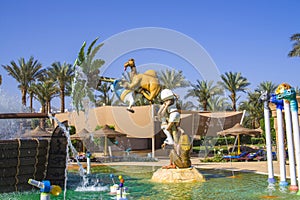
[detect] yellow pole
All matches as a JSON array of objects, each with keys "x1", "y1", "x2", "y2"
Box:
[
  {"x1": 237, "y1": 134, "x2": 240, "y2": 154},
  {"x1": 104, "y1": 136, "x2": 108, "y2": 156}
]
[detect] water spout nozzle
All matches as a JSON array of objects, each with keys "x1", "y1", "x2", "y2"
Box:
[{"x1": 28, "y1": 179, "x2": 62, "y2": 196}]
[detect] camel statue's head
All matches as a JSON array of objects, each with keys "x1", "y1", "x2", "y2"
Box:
[{"x1": 124, "y1": 58, "x2": 135, "y2": 71}]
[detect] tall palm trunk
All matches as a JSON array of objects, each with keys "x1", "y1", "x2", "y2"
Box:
[
  {"x1": 202, "y1": 100, "x2": 208, "y2": 111},
  {"x1": 231, "y1": 93, "x2": 237, "y2": 111},
  {"x1": 39, "y1": 104, "x2": 46, "y2": 130},
  {"x1": 29, "y1": 93, "x2": 33, "y2": 113},
  {"x1": 60, "y1": 87, "x2": 65, "y2": 113},
  {"x1": 46, "y1": 101, "x2": 51, "y2": 114},
  {"x1": 22, "y1": 89, "x2": 27, "y2": 106}
]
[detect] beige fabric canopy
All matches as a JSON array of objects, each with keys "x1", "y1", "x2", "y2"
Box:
[{"x1": 217, "y1": 123, "x2": 262, "y2": 137}]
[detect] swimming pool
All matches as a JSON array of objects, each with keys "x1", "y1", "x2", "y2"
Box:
[{"x1": 0, "y1": 165, "x2": 298, "y2": 200}]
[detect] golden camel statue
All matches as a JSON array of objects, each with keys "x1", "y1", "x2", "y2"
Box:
[{"x1": 123, "y1": 58, "x2": 161, "y2": 102}]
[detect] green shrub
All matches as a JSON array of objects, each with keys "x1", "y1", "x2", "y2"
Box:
[
  {"x1": 31, "y1": 119, "x2": 39, "y2": 129},
  {"x1": 215, "y1": 137, "x2": 235, "y2": 145},
  {"x1": 240, "y1": 135, "x2": 252, "y2": 144},
  {"x1": 200, "y1": 154, "x2": 225, "y2": 162},
  {"x1": 69, "y1": 125, "x2": 76, "y2": 135},
  {"x1": 251, "y1": 137, "x2": 264, "y2": 144}
]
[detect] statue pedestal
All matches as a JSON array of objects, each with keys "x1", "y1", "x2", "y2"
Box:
[{"x1": 151, "y1": 167, "x2": 206, "y2": 183}]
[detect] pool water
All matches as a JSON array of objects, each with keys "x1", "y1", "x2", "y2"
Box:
[{"x1": 1, "y1": 165, "x2": 299, "y2": 200}]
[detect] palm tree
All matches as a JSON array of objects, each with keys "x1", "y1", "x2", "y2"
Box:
[
  {"x1": 158, "y1": 69, "x2": 189, "y2": 90},
  {"x1": 207, "y1": 95, "x2": 231, "y2": 111},
  {"x1": 31, "y1": 79, "x2": 59, "y2": 128},
  {"x1": 31, "y1": 79, "x2": 59, "y2": 113},
  {"x1": 27, "y1": 85, "x2": 35, "y2": 112},
  {"x1": 255, "y1": 81, "x2": 277, "y2": 94},
  {"x1": 185, "y1": 80, "x2": 223, "y2": 111},
  {"x1": 238, "y1": 91, "x2": 263, "y2": 129},
  {"x1": 288, "y1": 33, "x2": 300, "y2": 57},
  {"x1": 48, "y1": 62, "x2": 75, "y2": 113},
  {"x1": 31, "y1": 82, "x2": 46, "y2": 115},
  {"x1": 177, "y1": 100, "x2": 196, "y2": 111},
  {"x1": 73, "y1": 38, "x2": 105, "y2": 112},
  {"x1": 2, "y1": 56, "x2": 45, "y2": 106},
  {"x1": 95, "y1": 82, "x2": 113, "y2": 106},
  {"x1": 295, "y1": 86, "x2": 300, "y2": 96},
  {"x1": 218, "y1": 72, "x2": 250, "y2": 111}
]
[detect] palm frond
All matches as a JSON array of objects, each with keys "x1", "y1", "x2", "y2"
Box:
[
  {"x1": 288, "y1": 33, "x2": 300, "y2": 58},
  {"x1": 77, "y1": 41, "x2": 87, "y2": 64},
  {"x1": 87, "y1": 37, "x2": 99, "y2": 56}
]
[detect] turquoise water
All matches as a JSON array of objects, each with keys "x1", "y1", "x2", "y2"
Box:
[{"x1": 1, "y1": 165, "x2": 299, "y2": 200}]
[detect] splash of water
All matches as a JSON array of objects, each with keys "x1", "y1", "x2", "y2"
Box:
[
  {"x1": 0, "y1": 88, "x2": 30, "y2": 139},
  {"x1": 75, "y1": 172, "x2": 112, "y2": 192},
  {"x1": 279, "y1": 186, "x2": 288, "y2": 193},
  {"x1": 48, "y1": 115, "x2": 90, "y2": 199},
  {"x1": 49, "y1": 114, "x2": 113, "y2": 199},
  {"x1": 267, "y1": 183, "x2": 276, "y2": 193},
  {"x1": 260, "y1": 183, "x2": 279, "y2": 199},
  {"x1": 75, "y1": 185, "x2": 108, "y2": 192}
]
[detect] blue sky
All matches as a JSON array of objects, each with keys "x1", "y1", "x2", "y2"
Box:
[{"x1": 0, "y1": 1, "x2": 299, "y2": 110}]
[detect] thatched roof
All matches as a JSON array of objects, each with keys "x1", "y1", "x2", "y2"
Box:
[
  {"x1": 21, "y1": 126, "x2": 51, "y2": 138},
  {"x1": 217, "y1": 123, "x2": 262, "y2": 137},
  {"x1": 71, "y1": 125, "x2": 126, "y2": 139},
  {"x1": 90, "y1": 125, "x2": 126, "y2": 138},
  {"x1": 70, "y1": 128, "x2": 89, "y2": 139}
]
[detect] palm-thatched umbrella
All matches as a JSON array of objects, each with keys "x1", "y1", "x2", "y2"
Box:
[
  {"x1": 217, "y1": 123, "x2": 262, "y2": 154},
  {"x1": 21, "y1": 126, "x2": 52, "y2": 138},
  {"x1": 92, "y1": 125, "x2": 126, "y2": 138},
  {"x1": 70, "y1": 128, "x2": 89, "y2": 139},
  {"x1": 70, "y1": 128, "x2": 89, "y2": 152},
  {"x1": 90, "y1": 125, "x2": 126, "y2": 156},
  {"x1": 21, "y1": 126, "x2": 51, "y2": 138}
]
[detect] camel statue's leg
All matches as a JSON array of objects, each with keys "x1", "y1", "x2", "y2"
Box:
[
  {"x1": 140, "y1": 84, "x2": 161, "y2": 101},
  {"x1": 140, "y1": 90, "x2": 152, "y2": 101}
]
